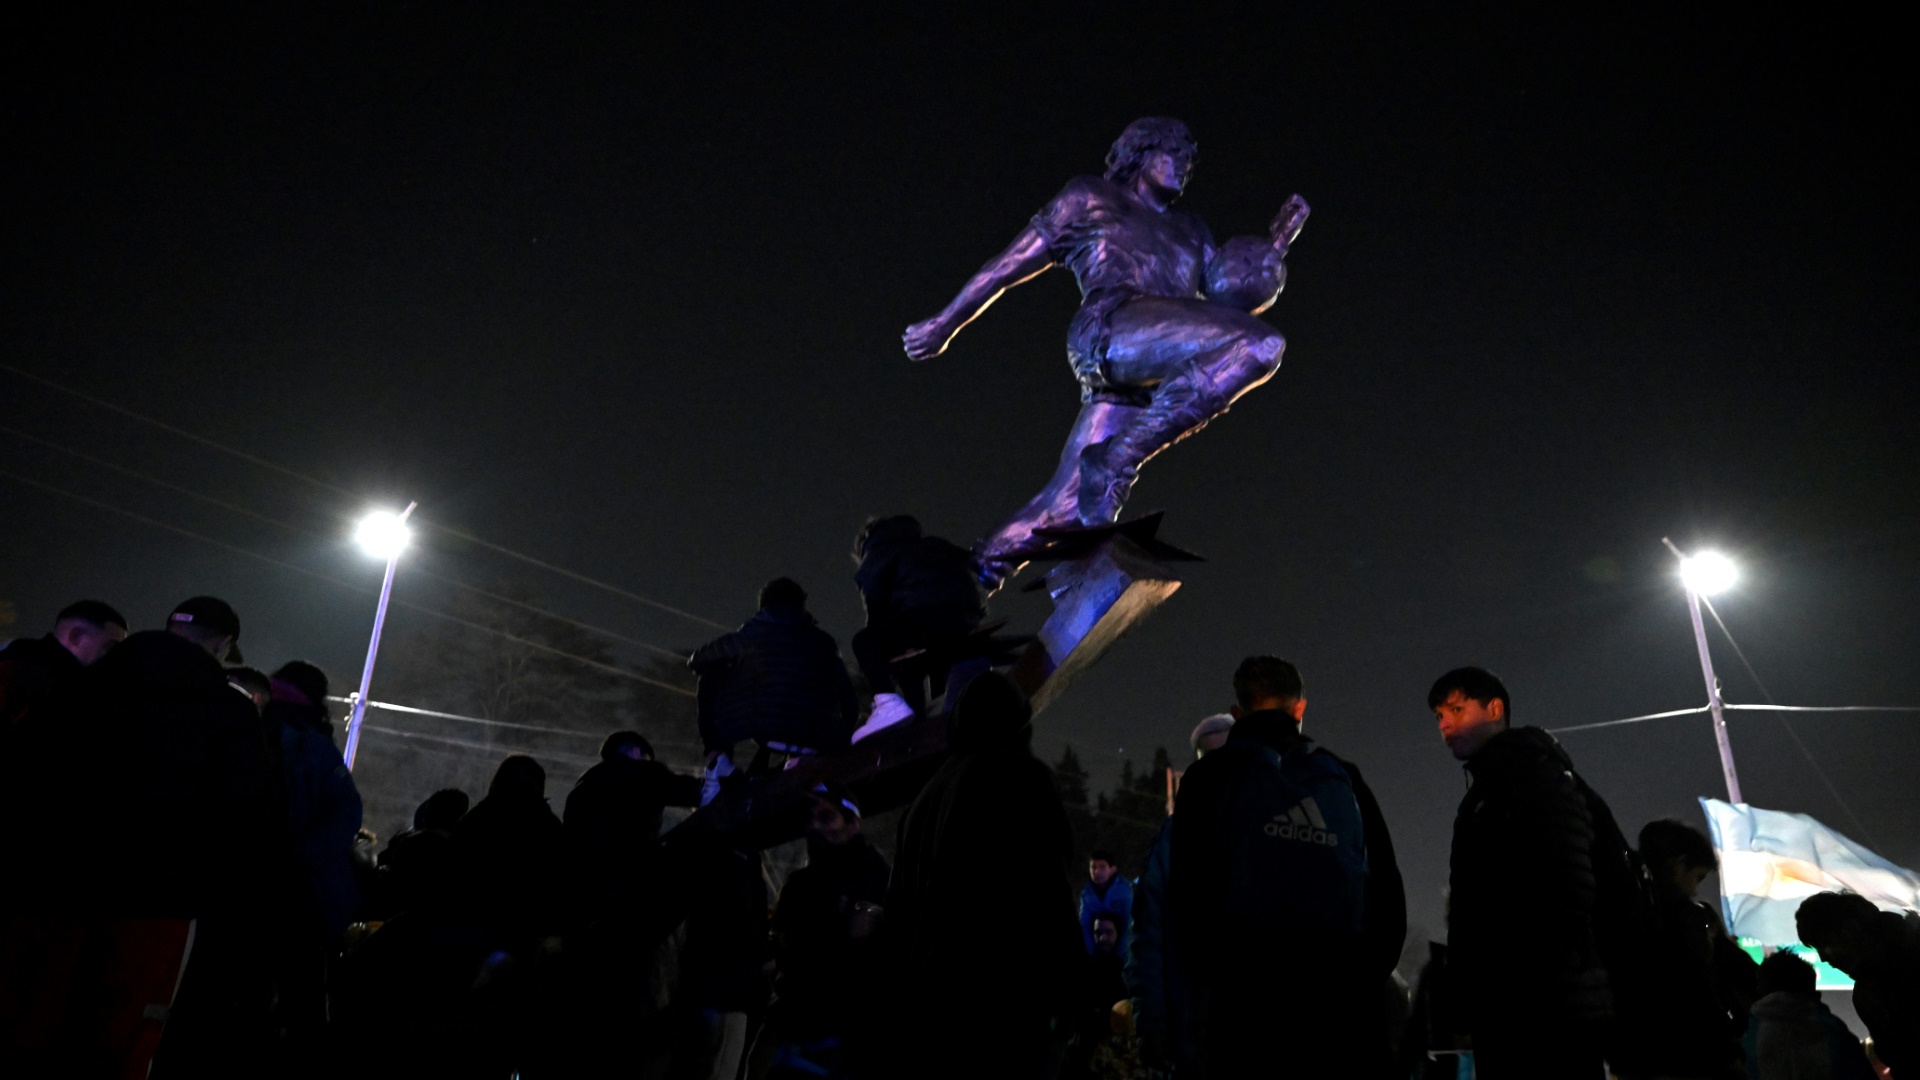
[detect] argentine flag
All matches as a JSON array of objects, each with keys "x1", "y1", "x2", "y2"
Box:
[{"x1": 1700, "y1": 797, "x2": 1920, "y2": 946}]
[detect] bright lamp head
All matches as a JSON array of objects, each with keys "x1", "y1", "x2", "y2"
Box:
[
  {"x1": 354, "y1": 510, "x2": 412, "y2": 560},
  {"x1": 1679, "y1": 551, "x2": 1737, "y2": 596}
]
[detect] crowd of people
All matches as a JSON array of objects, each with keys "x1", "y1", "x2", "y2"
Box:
[{"x1": 1, "y1": 582, "x2": 1915, "y2": 1080}]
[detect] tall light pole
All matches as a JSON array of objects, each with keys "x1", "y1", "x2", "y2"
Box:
[
  {"x1": 344, "y1": 502, "x2": 415, "y2": 770},
  {"x1": 1664, "y1": 538, "x2": 1742, "y2": 803}
]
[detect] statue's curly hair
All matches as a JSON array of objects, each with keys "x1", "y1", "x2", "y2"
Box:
[{"x1": 1105, "y1": 117, "x2": 1197, "y2": 183}]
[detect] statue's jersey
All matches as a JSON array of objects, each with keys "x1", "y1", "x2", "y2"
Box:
[{"x1": 1030, "y1": 175, "x2": 1216, "y2": 398}]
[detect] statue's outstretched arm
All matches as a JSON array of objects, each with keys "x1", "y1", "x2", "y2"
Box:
[{"x1": 903, "y1": 226, "x2": 1053, "y2": 361}]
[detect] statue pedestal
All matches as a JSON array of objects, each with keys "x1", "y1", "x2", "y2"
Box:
[
  {"x1": 669, "y1": 515, "x2": 1196, "y2": 846},
  {"x1": 1011, "y1": 528, "x2": 1188, "y2": 714}
]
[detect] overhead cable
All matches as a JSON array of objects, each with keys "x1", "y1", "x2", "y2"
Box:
[
  {"x1": 359, "y1": 724, "x2": 601, "y2": 768},
  {"x1": 1548, "y1": 702, "x2": 1920, "y2": 733},
  {"x1": 0, "y1": 423, "x2": 689, "y2": 660},
  {"x1": 1699, "y1": 595, "x2": 1878, "y2": 847},
  {"x1": 325, "y1": 695, "x2": 702, "y2": 751},
  {"x1": 1, "y1": 362, "x2": 726, "y2": 629},
  {"x1": 1546, "y1": 706, "x2": 1710, "y2": 735},
  {"x1": 2, "y1": 423, "x2": 692, "y2": 658},
  {"x1": 1, "y1": 468, "x2": 693, "y2": 695},
  {"x1": 1726, "y1": 703, "x2": 1920, "y2": 713}
]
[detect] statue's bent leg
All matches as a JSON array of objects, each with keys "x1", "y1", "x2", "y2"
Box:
[
  {"x1": 974, "y1": 399, "x2": 1147, "y2": 589},
  {"x1": 1077, "y1": 299, "x2": 1285, "y2": 524}
]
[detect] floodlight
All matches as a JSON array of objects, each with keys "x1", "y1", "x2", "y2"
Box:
[
  {"x1": 1679, "y1": 551, "x2": 1737, "y2": 597},
  {"x1": 354, "y1": 510, "x2": 412, "y2": 560}
]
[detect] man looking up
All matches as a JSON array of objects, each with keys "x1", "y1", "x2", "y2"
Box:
[
  {"x1": 165, "y1": 595, "x2": 242, "y2": 663},
  {"x1": 1168, "y1": 656, "x2": 1406, "y2": 1076},
  {"x1": 0, "y1": 599, "x2": 127, "y2": 727},
  {"x1": 1431, "y1": 666, "x2": 1628, "y2": 1079}
]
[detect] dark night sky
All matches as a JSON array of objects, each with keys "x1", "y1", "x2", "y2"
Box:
[{"x1": 4, "y1": 6, "x2": 1916, "y2": 944}]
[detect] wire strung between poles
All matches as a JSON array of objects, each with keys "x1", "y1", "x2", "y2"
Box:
[
  {"x1": 1, "y1": 362, "x2": 727, "y2": 630},
  {"x1": 0, "y1": 424, "x2": 692, "y2": 660},
  {"x1": 1548, "y1": 702, "x2": 1920, "y2": 735},
  {"x1": 0, "y1": 468, "x2": 694, "y2": 695}
]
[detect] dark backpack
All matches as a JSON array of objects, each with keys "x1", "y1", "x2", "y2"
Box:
[
  {"x1": 1215, "y1": 739, "x2": 1370, "y2": 944},
  {"x1": 1575, "y1": 772, "x2": 1662, "y2": 1048},
  {"x1": 1576, "y1": 773, "x2": 1657, "y2": 971}
]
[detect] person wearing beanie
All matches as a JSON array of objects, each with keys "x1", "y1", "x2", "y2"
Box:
[{"x1": 1188, "y1": 712, "x2": 1233, "y2": 758}]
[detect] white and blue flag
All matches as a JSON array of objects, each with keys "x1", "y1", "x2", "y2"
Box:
[{"x1": 1700, "y1": 797, "x2": 1920, "y2": 946}]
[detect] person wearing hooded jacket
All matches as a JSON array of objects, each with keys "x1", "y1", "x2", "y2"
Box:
[
  {"x1": 255, "y1": 661, "x2": 362, "y2": 1073},
  {"x1": 872, "y1": 671, "x2": 1082, "y2": 1080},
  {"x1": 266, "y1": 661, "x2": 363, "y2": 943},
  {"x1": 1431, "y1": 666, "x2": 1629, "y2": 1080},
  {"x1": 373, "y1": 788, "x2": 468, "y2": 919},
  {"x1": 449, "y1": 754, "x2": 568, "y2": 945},
  {"x1": 849, "y1": 515, "x2": 987, "y2": 732}
]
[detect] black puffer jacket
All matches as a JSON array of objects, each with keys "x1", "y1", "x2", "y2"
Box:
[
  {"x1": 854, "y1": 517, "x2": 986, "y2": 624},
  {"x1": 9, "y1": 631, "x2": 273, "y2": 918},
  {"x1": 689, "y1": 608, "x2": 857, "y2": 751},
  {"x1": 1613, "y1": 888, "x2": 1752, "y2": 1076},
  {"x1": 1449, "y1": 726, "x2": 1616, "y2": 1029}
]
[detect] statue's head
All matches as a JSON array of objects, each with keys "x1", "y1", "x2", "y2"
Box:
[{"x1": 1105, "y1": 117, "x2": 1197, "y2": 194}]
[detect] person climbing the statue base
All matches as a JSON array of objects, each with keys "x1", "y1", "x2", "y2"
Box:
[
  {"x1": 688, "y1": 578, "x2": 858, "y2": 803},
  {"x1": 848, "y1": 515, "x2": 986, "y2": 739}
]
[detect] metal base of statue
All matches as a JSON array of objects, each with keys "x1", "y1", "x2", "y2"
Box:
[
  {"x1": 1005, "y1": 511, "x2": 1199, "y2": 713},
  {"x1": 668, "y1": 514, "x2": 1198, "y2": 848}
]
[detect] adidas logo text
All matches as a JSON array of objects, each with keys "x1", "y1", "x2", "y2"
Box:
[{"x1": 1264, "y1": 797, "x2": 1340, "y2": 846}]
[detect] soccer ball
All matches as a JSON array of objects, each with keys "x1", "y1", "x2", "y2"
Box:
[{"x1": 1204, "y1": 235, "x2": 1285, "y2": 314}]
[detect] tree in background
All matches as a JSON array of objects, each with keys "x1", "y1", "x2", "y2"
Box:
[
  {"x1": 626, "y1": 654, "x2": 700, "y2": 769},
  {"x1": 1054, "y1": 744, "x2": 1092, "y2": 808},
  {"x1": 357, "y1": 581, "x2": 696, "y2": 839},
  {"x1": 385, "y1": 580, "x2": 628, "y2": 734},
  {"x1": 1052, "y1": 744, "x2": 1173, "y2": 877}
]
